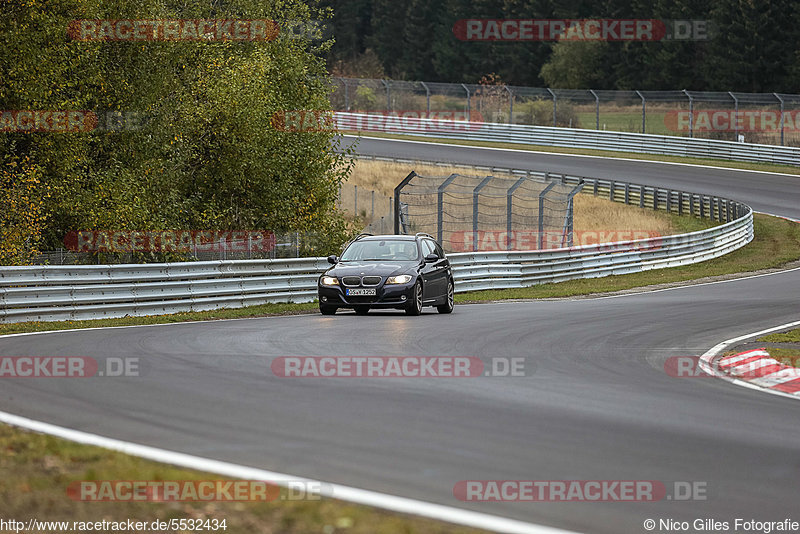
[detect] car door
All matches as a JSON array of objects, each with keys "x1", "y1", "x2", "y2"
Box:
[{"x1": 422, "y1": 238, "x2": 448, "y2": 301}]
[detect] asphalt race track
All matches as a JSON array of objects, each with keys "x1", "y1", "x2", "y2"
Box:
[{"x1": 1, "y1": 137, "x2": 799, "y2": 533}]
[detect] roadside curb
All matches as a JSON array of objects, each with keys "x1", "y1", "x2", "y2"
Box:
[{"x1": 699, "y1": 320, "x2": 800, "y2": 401}]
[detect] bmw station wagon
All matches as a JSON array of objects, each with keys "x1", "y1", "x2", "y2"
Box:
[{"x1": 317, "y1": 233, "x2": 454, "y2": 316}]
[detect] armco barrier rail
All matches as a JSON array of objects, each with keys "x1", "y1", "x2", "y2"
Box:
[
  {"x1": 0, "y1": 176, "x2": 753, "y2": 323},
  {"x1": 334, "y1": 112, "x2": 800, "y2": 166}
]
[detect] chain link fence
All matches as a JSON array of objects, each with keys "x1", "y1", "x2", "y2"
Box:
[
  {"x1": 393, "y1": 171, "x2": 582, "y2": 253},
  {"x1": 331, "y1": 77, "x2": 800, "y2": 146}
]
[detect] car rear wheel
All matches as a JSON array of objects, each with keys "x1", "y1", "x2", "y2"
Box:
[
  {"x1": 405, "y1": 281, "x2": 423, "y2": 316},
  {"x1": 319, "y1": 304, "x2": 337, "y2": 315},
  {"x1": 437, "y1": 279, "x2": 454, "y2": 314},
  {"x1": 354, "y1": 306, "x2": 370, "y2": 315}
]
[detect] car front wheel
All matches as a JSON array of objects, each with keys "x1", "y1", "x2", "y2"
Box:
[
  {"x1": 319, "y1": 304, "x2": 337, "y2": 315},
  {"x1": 405, "y1": 281, "x2": 423, "y2": 316},
  {"x1": 437, "y1": 279, "x2": 454, "y2": 314}
]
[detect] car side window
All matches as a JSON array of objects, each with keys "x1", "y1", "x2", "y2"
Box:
[
  {"x1": 423, "y1": 239, "x2": 438, "y2": 258},
  {"x1": 433, "y1": 242, "x2": 445, "y2": 258}
]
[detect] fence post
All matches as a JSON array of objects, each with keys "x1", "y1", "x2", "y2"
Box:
[
  {"x1": 505, "y1": 85, "x2": 514, "y2": 123},
  {"x1": 381, "y1": 79, "x2": 391, "y2": 111},
  {"x1": 461, "y1": 83, "x2": 471, "y2": 116},
  {"x1": 636, "y1": 90, "x2": 645, "y2": 133},
  {"x1": 371, "y1": 190, "x2": 374, "y2": 219},
  {"x1": 589, "y1": 89, "x2": 599, "y2": 130},
  {"x1": 473, "y1": 176, "x2": 494, "y2": 251},
  {"x1": 775, "y1": 93, "x2": 785, "y2": 146},
  {"x1": 421, "y1": 81, "x2": 430, "y2": 114},
  {"x1": 354, "y1": 185, "x2": 358, "y2": 216},
  {"x1": 728, "y1": 92, "x2": 739, "y2": 141},
  {"x1": 683, "y1": 90, "x2": 694, "y2": 138},
  {"x1": 437, "y1": 174, "x2": 459, "y2": 243},
  {"x1": 547, "y1": 88, "x2": 557, "y2": 126},
  {"x1": 538, "y1": 181, "x2": 557, "y2": 250},
  {"x1": 507, "y1": 175, "x2": 528, "y2": 250},
  {"x1": 394, "y1": 172, "x2": 416, "y2": 234},
  {"x1": 562, "y1": 182, "x2": 585, "y2": 247}
]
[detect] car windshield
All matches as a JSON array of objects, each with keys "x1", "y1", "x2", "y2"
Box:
[{"x1": 340, "y1": 240, "x2": 419, "y2": 261}]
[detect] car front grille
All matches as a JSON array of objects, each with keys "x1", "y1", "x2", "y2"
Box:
[{"x1": 341, "y1": 275, "x2": 382, "y2": 286}]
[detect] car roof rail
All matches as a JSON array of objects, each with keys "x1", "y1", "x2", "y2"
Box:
[
  {"x1": 355, "y1": 233, "x2": 373, "y2": 240},
  {"x1": 415, "y1": 232, "x2": 434, "y2": 240}
]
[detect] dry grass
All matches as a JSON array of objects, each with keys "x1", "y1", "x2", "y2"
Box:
[
  {"x1": 346, "y1": 158, "x2": 683, "y2": 239},
  {"x1": 572, "y1": 194, "x2": 675, "y2": 235}
]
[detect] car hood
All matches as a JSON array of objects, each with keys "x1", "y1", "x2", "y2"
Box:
[{"x1": 327, "y1": 261, "x2": 416, "y2": 278}]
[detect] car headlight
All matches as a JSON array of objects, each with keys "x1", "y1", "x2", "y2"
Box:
[
  {"x1": 320, "y1": 276, "x2": 339, "y2": 286},
  {"x1": 386, "y1": 274, "x2": 412, "y2": 284}
]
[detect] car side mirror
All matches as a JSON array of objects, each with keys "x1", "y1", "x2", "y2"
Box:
[
  {"x1": 327, "y1": 255, "x2": 338, "y2": 264},
  {"x1": 424, "y1": 253, "x2": 438, "y2": 263}
]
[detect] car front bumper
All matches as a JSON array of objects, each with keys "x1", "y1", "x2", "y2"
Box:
[{"x1": 318, "y1": 281, "x2": 415, "y2": 308}]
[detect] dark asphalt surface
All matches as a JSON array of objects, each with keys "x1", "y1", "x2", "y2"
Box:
[{"x1": 2, "y1": 137, "x2": 799, "y2": 533}]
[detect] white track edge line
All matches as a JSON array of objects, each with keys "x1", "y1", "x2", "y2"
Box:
[
  {"x1": 699, "y1": 319, "x2": 800, "y2": 401},
  {"x1": 0, "y1": 411, "x2": 578, "y2": 534},
  {"x1": 345, "y1": 135, "x2": 800, "y2": 178}
]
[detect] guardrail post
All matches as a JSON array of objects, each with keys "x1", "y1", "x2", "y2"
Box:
[
  {"x1": 438, "y1": 173, "x2": 459, "y2": 243},
  {"x1": 609, "y1": 181, "x2": 615, "y2": 201},
  {"x1": 653, "y1": 188, "x2": 659, "y2": 210},
  {"x1": 678, "y1": 192, "x2": 684, "y2": 216},
  {"x1": 699, "y1": 196, "x2": 705, "y2": 219},
  {"x1": 639, "y1": 185, "x2": 645, "y2": 208},
  {"x1": 538, "y1": 181, "x2": 557, "y2": 250},
  {"x1": 593, "y1": 180, "x2": 599, "y2": 196},
  {"x1": 473, "y1": 175, "x2": 495, "y2": 251},
  {"x1": 666, "y1": 190, "x2": 672, "y2": 213},
  {"x1": 507, "y1": 175, "x2": 528, "y2": 250},
  {"x1": 624, "y1": 182, "x2": 630, "y2": 204},
  {"x1": 690, "y1": 194, "x2": 695, "y2": 217}
]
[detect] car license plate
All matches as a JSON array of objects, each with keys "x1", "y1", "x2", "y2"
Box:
[{"x1": 346, "y1": 288, "x2": 376, "y2": 296}]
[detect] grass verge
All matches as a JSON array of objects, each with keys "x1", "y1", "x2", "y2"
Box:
[
  {"x1": 759, "y1": 329, "x2": 800, "y2": 343},
  {"x1": 342, "y1": 131, "x2": 800, "y2": 176},
  {"x1": 0, "y1": 424, "x2": 483, "y2": 534}
]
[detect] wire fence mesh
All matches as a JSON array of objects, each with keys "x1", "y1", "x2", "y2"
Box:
[
  {"x1": 331, "y1": 77, "x2": 800, "y2": 146},
  {"x1": 395, "y1": 171, "x2": 580, "y2": 253}
]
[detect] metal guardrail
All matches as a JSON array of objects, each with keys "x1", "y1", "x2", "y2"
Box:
[
  {"x1": 0, "y1": 176, "x2": 753, "y2": 323},
  {"x1": 335, "y1": 112, "x2": 800, "y2": 166}
]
